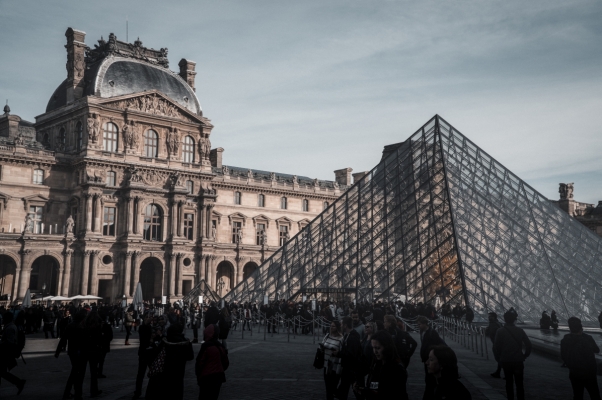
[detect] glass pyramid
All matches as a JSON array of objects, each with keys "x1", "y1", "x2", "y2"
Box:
[{"x1": 224, "y1": 116, "x2": 602, "y2": 323}]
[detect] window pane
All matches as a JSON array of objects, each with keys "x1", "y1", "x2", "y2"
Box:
[
  {"x1": 103, "y1": 207, "x2": 116, "y2": 236},
  {"x1": 103, "y1": 123, "x2": 118, "y2": 152},
  {"x1": 184, "y1": 213, "x2": 194, "y2": 240}
]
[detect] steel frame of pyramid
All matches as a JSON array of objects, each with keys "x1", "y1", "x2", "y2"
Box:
[{"x1": 223, "y1": 115, "x2": 602, "y2": 323}]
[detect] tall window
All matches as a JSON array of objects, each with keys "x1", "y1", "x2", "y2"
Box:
[
  {"x1": 29, "y1": 206, "x2": 43, "y2": 234},
  {"x1": 143, "y1": 204, "x2": 163, "y2": 241},
  {"x1": 258, "y1": 194, "x2": 265, "y2": 207},
  {"x1": 186, "y1": 180, "x2": 194, "y2": 194},
  {"x1": 323, "y1": 201, "x2": 329, "y2": 210},
  {"x1": 232, "y1": 221, "x2": 242, "y2": 244},
  {"x1": 184, "y1": 213, "x2": 194, "y2": 240},
  {"x1": 106, "y1": 171, "x2": 116, "y2": 186},
  {"x1": 182, "y1": 136, "x2": 195, "y2": 163},
  {"x1": 280, "y1": 197, "x2": 287, "y2": 210},
  {"x1": 302, "y1": 199, "x2": 309, "y2": 212},
  {"x1": 103, "y1": 122, "x2": 118, "y2": 152},
  {"x1": 58, "y1": 128, "x2": 66, "y2": 148},
  {"x1": 279, "y1": 225, "x2": 289, "y2": 246},
  {"x1": 144, "y1": 129, "x2": 158, "y2": 158},
  {"x1": 33, "y1": 169, "x2": 44, "y2": 185},
  {"x1": 103, "y1": 207, "x2": 116, "y2": 236},
  {"x1": 76, "y1": 121, "x2": 83, "y2": 151},
  {"x1": 234, "y1": 191, "x2": 241, "y2": 205},
  {"x1": 256, "y1": 223, "x2": 266, "y2": 245}
]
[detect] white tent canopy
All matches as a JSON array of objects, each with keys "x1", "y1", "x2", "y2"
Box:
[{"x1": 22, "y1": 289, "x2": 32, "y2": 307}]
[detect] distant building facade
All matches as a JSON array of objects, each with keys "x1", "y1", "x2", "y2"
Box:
[
  {"x1": 0, "y1": 28, "x2": 356, "y2": 303},
  {"x1": 554, "y1": 183, "x2": 602, "y2": 237}
]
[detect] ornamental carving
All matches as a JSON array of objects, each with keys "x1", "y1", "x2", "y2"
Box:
[
  {"x1": 559, "y1": 183, "x2": 574, "y2": 200},
  {"x1": 125, "y1": 166, "x2": 166, "y2": 186},
  {"x1": 86, "y1": 169, "x2": 106, "y2": 183},
  {"x1": 166, "y1": 128, "x2": 180, "y2": 155},
  {"x1": 108, "y1": 94, "x2": 184, "y2": 119},
  {"x1": 85, "y1": 33, "x2": 169, "y2": 68},
  {"x1": 87, "y1": 114, "x2": 101, "y2": 143},
  {"x1": 199, "y1": 137, "x2": 211, "y2": 160}
]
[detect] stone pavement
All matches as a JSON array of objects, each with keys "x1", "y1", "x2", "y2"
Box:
[{"x1": 0, "y1": 325, "x2": 598, "y2": 399}]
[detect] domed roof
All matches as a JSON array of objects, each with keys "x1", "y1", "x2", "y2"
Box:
[{"x1": 46, "y1": 35, "x2": 201, "y2": 115}]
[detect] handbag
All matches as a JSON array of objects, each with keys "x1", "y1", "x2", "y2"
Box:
[
  {"x1": 147, "y1": 346, "x2": 167, "y2": 378},
  {"x1": 313, "y1": 347, "x2": 325, "y2": 369}
]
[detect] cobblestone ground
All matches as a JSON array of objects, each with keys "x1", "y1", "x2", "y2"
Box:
[{"x1": 0, "y1": 324, "x2": 594, "y2": 399}]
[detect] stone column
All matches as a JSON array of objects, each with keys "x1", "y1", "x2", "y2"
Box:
[
  {"x1": 169, "y1": 200, "x2": 177, "y2": 240},
  {"x1": 208, "y1": 255, "x2": 217, "y2": 290},
  {"x1": 16, "y1": 249, "x2": 31, "y2": 300},
  {"x1": 84, "y1": 194, "x2": 92, "y2": 233},
  {"x1": 81, "y1": 250, "x2": 91, "y2": 295},
  {"x1": 168, "y1": 253, "x2": 175, "y2": 298},
  {"x1": 206, "y1": 205, "x2": 214, "y2": 239},
  {"x1": 126, "y1": 197, "x2": 133, "y2": 235},
  {"x1": 133, "y1": 197, "x2": 140, "y2": 234},
  {"x1": 61, "y1": 250, "x2": 73, "y2": 296},
  {"x1": 90, "y1": 250, "x2": 99, "y2": 296},
  {"x1": 176, "y1": 253, "x2": 183, "y2": 296},
  {"x1": 237, "y1": 257, "x2": 244, "y2": 285},
  {"x1": 132, "y1": 251, "x2": 141, "y2": 288},
  {"x1": 198, "y1": 204, "x2": 206, "y2": 240},
  {"x1": 94, "y1": 195, "x2": 102, "y2": 233},
  {"x1": 197, "y1": 255, "x2": 206, "y2": 282},
  {"x1": 123, "y1": 251, "x2": 133, "y2": 297}
]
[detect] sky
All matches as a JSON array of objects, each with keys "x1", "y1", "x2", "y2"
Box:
[{"x1": 1, "y1": 0, "x2": 601, "y2": 203}]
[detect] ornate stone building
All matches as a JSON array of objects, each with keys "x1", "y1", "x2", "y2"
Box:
[
  {"x1": 0, "y1": 28, "x2": 355, "y2": 303},
  {"x1": 554, "y1": 183, "x2": 602, "y2": 237}
]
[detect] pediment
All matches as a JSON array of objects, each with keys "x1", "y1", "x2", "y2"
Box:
[
  {"x1": 252, "y1": 214, "x2": 271, "y2": 227},
  {"x1": 275, "y1": 216, "x2": 293, "y2": 226},
  {"x1": 228, "y1": 212, "x2": 248, "y2": 226},
  {"x1": 22, "y1": 194, "x2": 49, "y2": 203},
  {"x1": 99, "y1": 91, "x2": 209, "y2": 125}
]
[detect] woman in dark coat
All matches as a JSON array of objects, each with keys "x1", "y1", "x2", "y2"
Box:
[
  {"x1": 146, "y1": 323, "x2": 194, "y2": 400},
  {"x1": 425, "y1": 345, "x2": 472, "y2": 400},
  {"x1": 355, "y1": 330, "x2": 408, "y2": 400},
  {"x1": 196, "y1": 324, "x2": 229, "y2": 400}
]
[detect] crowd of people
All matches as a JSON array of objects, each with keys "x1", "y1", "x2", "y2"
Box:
[{"x1": 0, "y1": 299, "x2": 601, "y2": 400}]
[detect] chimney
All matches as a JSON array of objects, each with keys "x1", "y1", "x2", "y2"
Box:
[
  {"x1": 65, "y1": 28, "x2": 86, "y2": 103},
  {"x1": 334, "y1": 168, "x2": 353, "y2": 186},
  {"x1": 352, "y1": 171, "x2": 368, "y2": 184},
  {"x1": 179, "y1": 59, "x2": 197, "y2": 92},
  {"x1": 210, "y1": 147, "x2": 224, "y2": 168}
]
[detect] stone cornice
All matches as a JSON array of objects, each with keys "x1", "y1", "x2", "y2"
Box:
[{"x1": 212, "y1": 180, "x2": 342, "y2": 200}]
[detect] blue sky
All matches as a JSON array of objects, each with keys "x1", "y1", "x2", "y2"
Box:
[{"x1": 1, "y1": 0, "x2": 601, "y2": 203}]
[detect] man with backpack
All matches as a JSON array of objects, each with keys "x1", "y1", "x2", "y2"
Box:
[
  {"x1": 384, "y1": 315, "x2": 417, "y2": 368},
  {"x1": 493, "y1": 309, "x2": 532, "y2": 400},
  {"x1": 0, "y1": 312, "x2": 26, "y2": 395}
]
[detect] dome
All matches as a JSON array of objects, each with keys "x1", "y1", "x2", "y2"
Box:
[{"x1": 46, "y1": 56, "x2": 201, "y2": 115}]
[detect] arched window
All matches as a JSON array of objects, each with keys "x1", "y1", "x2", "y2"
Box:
[
  {"x1": 186, "y1": 180, "x2": 194, "y2": 194},
  {"x1": 258, "y1": 194, "x2": 265, "y2": 207},
  {"x1": 234, "y1": 191, "x2": 241, "y2": 205},
  {"x1": 143, "y1": 204, "x2": 163, "y2": 241},
  {"x1": 302, "y1": 199, "x2": 309, "y2": 212},
  {"x1": 281, "y1": 197, "x2": 287, "y2": 210},
  {"x1": 144, "y1": 129, "x2": 158, "y2": 158},
  {"x1": 323, "y1": 201, "x2": 329, "y2": 211},
  {"x1": 106, "y1": 171, "x2": 116, "y2": 187},
  {"x1": 182, "y1": 136, "x2": 195, "y2": 163},
  {"x1": 103, "y1": 122, "x2": 118, "y2": 152},
  {"x1": 76, "y1": 122, "x2": 83, "y2": 151}
]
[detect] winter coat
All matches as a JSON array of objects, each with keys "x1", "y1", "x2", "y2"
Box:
[
  {"x1": 492, "y1": 323, "x2": 531, "y2": 363},
  {"x1": 361, "y1": 360, "x2": 408, "y2": 400},
  {"x1": 561, "y1": 332, "x2": 600, "y2": 377},
  {"x1": 195, "y1": 324, "x2": 229, "y2": 385},
  {"x1": 146, "y1": 333, "x2": 194, "y2": 400},
  {"x1": 420, "y1": 328, "x2": 445, "y2": 363}
]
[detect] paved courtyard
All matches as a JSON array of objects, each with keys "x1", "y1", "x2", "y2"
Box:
[{"x1": 0, "y1": 324, "x2": 597, "y2": 399}]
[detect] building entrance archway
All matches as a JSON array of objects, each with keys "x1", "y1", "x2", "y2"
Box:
[
  {"x1": 139, "y1": 257, "x2": 163, "y2": 301},
  {"x1": 216, "y1": 261, "x2": 234, "y2": 296},
  {"x1": 243, "y1": 262, "x2": 259, "y2": 281},
  {"x1": 0, "y1": 255, "x2": 17, "y2": 300},
  {"x1": 29, "y1": 255, "x2": 60, "y2": 296}
]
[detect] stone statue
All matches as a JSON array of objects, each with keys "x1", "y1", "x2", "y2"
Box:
[
  {"x1": 313, "y1": 178, "x2": 319, "y2": 187},
  {"x1": 14, "y1": 132, "x2": 24, "y2": 146},
  {"x1": 237, "y1": 229, "x2": 243, "y2": 244},
  {"x1": 199, "y1": 137, "x2": 211, "y2": 160},
  {"x1": 559, "y1": 183, "x2": 574, "y2": 200},
  {"x1": 122, "y1": 122, "x2": 133, "y2": 148},
  {"x1": 333, "y1": 181, "x2": 339, "y2": 190},
  {"x1": 87, "y1": 114, "x2": 100, "y2": 143},
  {"x1": 222, "y1": 165, "x2": 229, "y2": 175},
  {"x1": 248, "y1": 169, "x2": 254, "y2": 179},
  {"x1": 24, "y1": 214, "x2": 33, "y2": 233},
  {"x1": 270, "y1": 172, "x2": 276, "y2": 181},
  {"x1": 166, "y1": 128, "x2": 180, "y2": 156},
  {"x1": 131, "y1": 121, "x2": 141, "y2": 149},
  {"x1": 292, "y1": 175, "x2": 298, "y2": 185},
  {"x1": 169, "y1": 172, "x2": 180, "y2": 188},
  {"x1": 261, "y1": 230, "x2": 267, "y2": 246},
  {"x1": 66, "y1": 215, "x2": 75, "y2": 233},
  {"x1": 211, "y1": 225, "x2": 217, "y2": 239}
]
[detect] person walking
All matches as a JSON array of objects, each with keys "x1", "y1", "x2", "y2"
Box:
[
  {"x1": 146, "y1": 323, "x2": 194, "y2": 400},
  {"x1": 55, "y1": 309, "x2": 87, "y2": 400},
  {"x1": 195, "y1": 324, "x2": 229, "y2": 400},
  {"x1": 425, "y1": 345, "x2": 472, "y2": 399},
  {"x1": 97, "y1": 317, "x2": 113, "y2": 379},
  {"x1": 132, "y1": 317, "x2": 153, "y2": 400},
  {"x1": 81, "y1": 311, "x2": 103, "y2": 398},
  {"x1": 190, "y1": 304, "x2": 200, "y2": 343},
  {"x1": 384, "y1": 315, "x2": 417, "y2": 368},
  {"x1": 124, "y1": 307, "x2": 135, "y2": 345},
  {"x1": 417, "y1": 315, "x2": 445, "y2": 398},
  {"x1": 485, "y1": 312, "x2": 503, "y2": 378},
  {"x1": 561, "y1": 317, "x2": 601, "y2": 400},
  {"x1": 493, "y1": 309, "x2": 532, "y2": 400},
  {"x1": 354, "y1": 330, "x2": 409, "y2": 400},
  {"x1": 337, "y1": 316, "x2": 363, "y2": 400},
  {"x1": 322, "y1": 321, "x2": 344, "y2": 400},
  {"x1": 0, "y1": 312, "x2": 26, "y2": 396},
  {"x1": 43, "y1": 306, "x2": 56, "y2": 339}
]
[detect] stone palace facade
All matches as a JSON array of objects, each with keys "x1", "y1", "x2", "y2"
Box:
[{"x1": 0, "y1": 28, "x2": 359, "y2": 303}]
